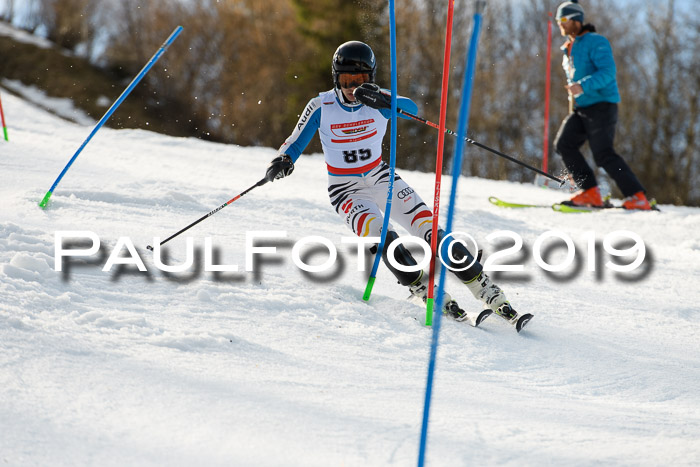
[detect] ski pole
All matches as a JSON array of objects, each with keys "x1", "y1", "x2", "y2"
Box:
[
  {"x1": 146, "y1": 177, "x2": 268, "y2": 251},
  {"x1": 397, "y1": 108, "x2": 565, "y2": 186},
  {"x1": 0, "y1": 91, "x2": 8, "y2": 141},
  {"x1": 39, "y1": 26, "x2": 183, "y2": 209}
]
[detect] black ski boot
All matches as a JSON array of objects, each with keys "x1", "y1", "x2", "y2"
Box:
[
  {"x1": 409, "y1": 280, "x2": 491, "y2": 327},
  {"x1": 465, "y1": 272, "x2": 533, "y2": 332},
  {"x1": 494, "y1": 303, "x2": 534, "y2": 333}
]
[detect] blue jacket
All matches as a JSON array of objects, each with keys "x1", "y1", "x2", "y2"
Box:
[{"x1": 561, "y1": 31, "x2": 620, "y2": 108}]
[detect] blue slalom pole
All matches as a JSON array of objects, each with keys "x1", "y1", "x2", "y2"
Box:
[
  {"x1": 363, "y1": 0, "x2": 398, "y2": 301},
  {"x1": 417, "y1": 2, "x2": 485, "y2": 465},
  {"x1": 39, "y1": 26, "x2": 183, "y2": 209}
]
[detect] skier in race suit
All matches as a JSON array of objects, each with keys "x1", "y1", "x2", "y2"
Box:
[{"x1": 265, "y1": 41, "x2": 523, "y2": 327}]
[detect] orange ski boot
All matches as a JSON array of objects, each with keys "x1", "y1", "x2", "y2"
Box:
[
  {"x1": 562, "y1": 186, "x2": 604, "y2": 208},
  {"x1": 622, "y1": 191, "x2": 652, "y2": 210}
]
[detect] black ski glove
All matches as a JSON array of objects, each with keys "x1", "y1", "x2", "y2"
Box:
[
  {"x1": 266, "y1": 155, "x2": 294, "y2": 182},
  {"x1": 354, "y1": 83, "x2": 391, "y2": 110}
]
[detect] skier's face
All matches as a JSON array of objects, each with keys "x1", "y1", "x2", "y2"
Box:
[{"x1": 339, "y1": 73, "x2": 370, "y2": 102}]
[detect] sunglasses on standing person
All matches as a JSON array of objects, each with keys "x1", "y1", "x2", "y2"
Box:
[{"x1": 557, "y1": 14, "x2": 579, "y2": 23}]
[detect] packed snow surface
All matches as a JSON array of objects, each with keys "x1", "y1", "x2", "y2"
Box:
[{"x1": 1, "y1": 90, "x2": 699, "y2": 466}]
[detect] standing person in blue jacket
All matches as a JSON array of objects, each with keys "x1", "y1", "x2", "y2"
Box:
[
  {"x1": 554, "y1": 1, "x2": 652, "y2": 210},
  {"x1": 264, "y1": 41, "x2": 529, "y2": 330}
]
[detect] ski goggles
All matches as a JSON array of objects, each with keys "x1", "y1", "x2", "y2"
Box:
[
  {"x1": 557, "y1": 14, "x2": 579, "y2": 23},
  {"x1": 338, "y1": 73, "x2": 371, "y2": 89}
]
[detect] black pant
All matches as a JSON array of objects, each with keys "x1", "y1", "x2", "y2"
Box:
[
  {"x1": 382, "y1": 229, "x2": 482, "y2": 286},
  {"x1": 554, "y1": 102, "x2": 644, "y2": 197}
]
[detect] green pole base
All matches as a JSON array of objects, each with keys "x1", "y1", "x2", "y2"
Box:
[
  {"x1": 38, "y1": 191, "x2": 53, "y2": 209},
  {"x1": 425, "y1": 298, "x2": 434, "y2": 326},
  {"x1": 363, "y1": 276, "x2": 376, "y2": 301},
  {"x1": 2, "y1": 126, "x2": 7, "y2": 141}
]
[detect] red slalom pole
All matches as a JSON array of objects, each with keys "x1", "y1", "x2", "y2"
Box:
[
  {"x1": 542, "y1": 12, "x2": 553, "y2": 175},
  {"x1": 0, "y1": 91, "x2": 8, "y2": 141},
  {"x1": 425, "y1": 0, "x2": 455, "y2": 326}
]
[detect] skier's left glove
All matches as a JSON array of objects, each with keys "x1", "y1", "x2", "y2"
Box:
[
  {"x1": 266, "y1": 155, "x2": 294, "y2": 182},
  {"x1": 354, "y1": 83, "x2": 391, "y2": 110}
]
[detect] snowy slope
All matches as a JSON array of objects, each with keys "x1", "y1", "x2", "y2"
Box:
[{"x1": 1, "y1": 90, "x2": 699, "y2": 466}]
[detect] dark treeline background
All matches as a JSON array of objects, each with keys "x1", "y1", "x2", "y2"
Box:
[{"x1": 1, "y1": 0, "x2": 697, "y2": 205}]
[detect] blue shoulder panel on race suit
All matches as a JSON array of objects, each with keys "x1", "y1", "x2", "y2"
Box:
[
  {"x1": 278, "y1": 96, "x2": 322, "y2": 163},
  {"x1": 378, "y1": 92, "x2": 418, "y2": 120}
]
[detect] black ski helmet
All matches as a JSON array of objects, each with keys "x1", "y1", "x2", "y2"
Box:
[{"x1": 332, "y1": 41, "x2": 376, "y2": 89}]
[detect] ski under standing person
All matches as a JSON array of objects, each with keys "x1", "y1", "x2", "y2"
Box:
[
  {"x1": 264, "y1": 40, "x2": 530, "y2": 330},
  {"x1": 554, "y1": 1, "x2": 652, "y2": 210}
]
